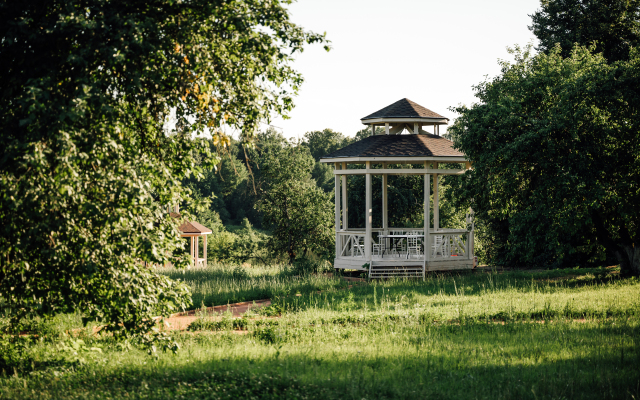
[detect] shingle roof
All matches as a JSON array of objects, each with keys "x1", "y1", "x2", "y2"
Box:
[
  {"x1": 320, "y1": 134, "x2": 464, "y2": 159},
  {"x1": 170, "y1": 212, "x2": 213, "y2": 234},
  {"x1": 361, "y1": 98, "x2": 447, "y2": 120}
]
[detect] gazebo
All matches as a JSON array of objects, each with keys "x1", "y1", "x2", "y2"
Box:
[
  {"x1": 320, "y1": 98, "x2": 474, "y2": 278},
  {"x1": 169, "y1": 206, "x2": 211, "y2": 268}
]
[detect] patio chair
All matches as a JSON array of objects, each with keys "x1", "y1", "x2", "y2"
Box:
[
  {"x1": 431, "y1": 235, "x2": 444, "y2": 257},
  {"x1": 372, "y1": 239, "x2": 385, "y2": 257},
  {"x1": 353, "y1": 235, "x2": 365, "y2": 257},
  {"x1": 407, "y1": 231, "x2": 423, "y2": 258}
]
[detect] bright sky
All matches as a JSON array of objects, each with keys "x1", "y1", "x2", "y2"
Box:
[{"x1": 270, "y1": 0, "x2": 541, "y2": 139}]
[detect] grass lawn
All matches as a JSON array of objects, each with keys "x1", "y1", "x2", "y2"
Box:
[{"x1": 1, "y1": 265, "x2": 639, "y2": 399}]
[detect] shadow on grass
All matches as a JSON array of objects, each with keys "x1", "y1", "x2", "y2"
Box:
[{"x1": 4, "y1": 322, "x2": 639, "y2": 400}]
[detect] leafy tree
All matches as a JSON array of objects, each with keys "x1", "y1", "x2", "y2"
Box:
[
  {"x1": 0, "y1": 0, "x2": 327, "y2": 338},
  {"x1": 256, "y1": 137, "x2": 333, "y2": 263},
  {"x1": 448, "y1": 45, "x2": 640, "y2": 276},
  {"x1": 530, "y1": 0, "x2": 640, "y2": 62},
  {"x1": 302, "y1": 129, "x2": 351, "y2": 192},
  {"x1": 258, "y1": 180, "x2": 334, "y2": 264}
]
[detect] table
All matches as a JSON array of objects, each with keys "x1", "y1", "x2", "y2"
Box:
[{"x1": 377, "y1": 234, "x2": 424, "y2": 259}]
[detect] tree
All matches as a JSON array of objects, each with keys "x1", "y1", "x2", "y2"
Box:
[
  {"x1": 0, "y1": 0, "x2": 327, "y2": 338},
  {"x1": 256, "y1": 137, "x2": 333, "y2": 263},
  {"x1": 301, "y1": 129, "x2": 351, "y2": 192},
  {"x1": 448, "y1": 45, "x2": 640, "y2": 275},
  {"x1": 530, "y1": 0, "x2": 640, "y2": 62},
  {"x1": 258, "y1": 180, "x2": 334, "y2": 264}
]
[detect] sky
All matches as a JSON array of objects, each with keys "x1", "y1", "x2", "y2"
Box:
[{"x1": 268, "y1": 0, "x2": 542, "y2": 139}]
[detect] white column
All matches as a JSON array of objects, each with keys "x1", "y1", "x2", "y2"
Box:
[
  {"x1": 371, "y1": 125, "x2": 375, "y2": 136},
  {"x1": 341, "y1": 162, "x2": 348, "y2": 230},
  {"x1": 195, "y1": 236, "x2": 199, "y2": 266},
  {"x1": 190, "y1": 236, "x2": 195, "y2": 266},
  {"x1": 433, "y1": 162, "x2": 439, "y2": 231},
  {"x1": 385, "y1": 123, "x2": 389, "y2": 135},
  {"x1": 335, "y1": 162, "x2": 341, "y2": 258},
  {"x1": 414, "y1": 123, "x2": 418, "y2": 134},
  {"x1": 365, "y1": 161, "x2": 372, "y2": 260},
  {"x1": 203, "y1": 234, "x2": 207, "y2": 266},
  {"x1": 424, "y1": 162, "x2": 430, "y2": 262},
  {"x1": 382, "y1": 162, "x2": 388, "y2": 233}
]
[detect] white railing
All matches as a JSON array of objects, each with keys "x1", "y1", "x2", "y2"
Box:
[
  {"x1": 430, "y1": 230, "x2": 468, "y2": 259},
  {"x1": 336, "y1": 229, "x2": 472, "y2": 261},
  {"x1": 337, "y1": 231, "x2": 366, "y2": 257}
]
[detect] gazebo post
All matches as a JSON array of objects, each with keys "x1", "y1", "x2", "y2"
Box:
[
  {"x1": 342, "y1": 162, "x2": 348, "y2": 230},
  {"x1": 365, "y1": 161, "x2": 372, "y2": 260},
  {"x1": 424, "y1": 161, "x2": 431, "y2": 265},
  {"x1": 335, "y1": 162, "x2": 341, "y2": 258},
  {"x1": 194, "y1": 235, "x2": 199, "y2": 267},
  {"x1": 203, "y1": 234, "x2": 207, "y2": 266},
  {"x1": 382, "y1": 162, "x2": 388, "y2": 234},
  {"x1": 189, "y1": 236, "x2": 194, "y2": 266},
  {"x1": 433, "y1": 162, "x2": 440, "y2": 231}
]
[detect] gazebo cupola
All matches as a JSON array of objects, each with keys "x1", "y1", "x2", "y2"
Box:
[
  {"x1": 361, "y1": 98, "x2": 449, "y2": 136},
  {"x1": 320, "y1": 98, "x2": 474, "y2": 278}
]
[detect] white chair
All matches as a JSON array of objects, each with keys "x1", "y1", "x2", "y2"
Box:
[
  {"x1": 353, "y1": 235, "x2": 365, "y2": 257},
  {"x1": 372, "y1": 239, "x2": 385, "y2": 257},
  {"x1": 407, "y1": 231, "x2": 422, "y2": 258},
  {"x1": 432, "y1": 235, "x2": 444, "y2": 257}
]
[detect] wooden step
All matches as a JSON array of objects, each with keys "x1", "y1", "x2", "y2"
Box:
[{"x1": 369, "y1": 264, "x2": 424, "y2": 279}]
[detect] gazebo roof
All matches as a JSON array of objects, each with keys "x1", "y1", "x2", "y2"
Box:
[
  {"x1": 170, "y1": 212, "x2": 212, "y2": 235},
  {"x1": 361, "y1": 98, "x2": 449, "y2": 125},
  {"x1": 320, "y1": 134, "x2": 464, "y2": 162}
]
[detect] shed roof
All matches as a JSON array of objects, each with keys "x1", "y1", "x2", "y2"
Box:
[
  {"x1": 320, "y1": 134, "x2": 463, "y2": 159},
  {"x1": 361, "y1": 98, "x2": 447, "y2": 121}
]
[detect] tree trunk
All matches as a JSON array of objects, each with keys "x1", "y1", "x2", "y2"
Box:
[{"x1": 616, "y1": 245, "x2": 640, "y2": 277}]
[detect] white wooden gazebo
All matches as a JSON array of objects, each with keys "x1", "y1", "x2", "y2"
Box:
[{"x1": 320, "y1": 98, "x2": 474, "y2": 278}]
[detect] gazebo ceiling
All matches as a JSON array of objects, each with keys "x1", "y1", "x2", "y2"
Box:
[
  {"x1": 361, "y1": 98, "x2": 449, "y2": 126},
  {"x1": 320, "y1": 134, "x2": 464, "y2": 162}
]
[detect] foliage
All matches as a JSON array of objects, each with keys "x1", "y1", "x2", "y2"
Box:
[
  {"x1": 529, "y1": 0, "x2": 640, "y2": 62},
  {"x1": 259, "y1": 180, "x2": 334, "y2": 264},
  {"x1": 0, "y1": 0, "x2": 327, "y2": 338},
  {"x1": 302, "y1": 128, "x2": 353, "y2": 192},
  {"x1": 448, "y1": 45, "x2": 640, "y2": 275}
]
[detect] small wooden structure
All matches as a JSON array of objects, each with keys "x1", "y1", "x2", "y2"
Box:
[
  {"x1": 170, "y1": 207, "x2": 212, "y2": 267},
  {"x1": 320, "y1": 98, "x2": 474, "y2": 278}
]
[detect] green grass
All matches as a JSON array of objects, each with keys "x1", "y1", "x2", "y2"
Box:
[
  {"x1": 1, "y1": 266, "x2": 639, "y2": 399},
  {"x1": 156, "y1": 262, "x2": 351, "y2": 307}
]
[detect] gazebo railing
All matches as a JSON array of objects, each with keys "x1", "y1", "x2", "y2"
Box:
[
  {"x1": 337, "y1": 231, "x2": 366, "y2": 258},
  {"x1": 430, "y1": 230, "x2": 469, "y2": 259},
  {"x1": 336, "y1": 228, "x2": 472, "y2": 260}
]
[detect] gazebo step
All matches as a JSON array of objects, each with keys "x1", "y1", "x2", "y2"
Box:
[{"x1": 369, "y1": 264, "x2": 424, "y2": 279}]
